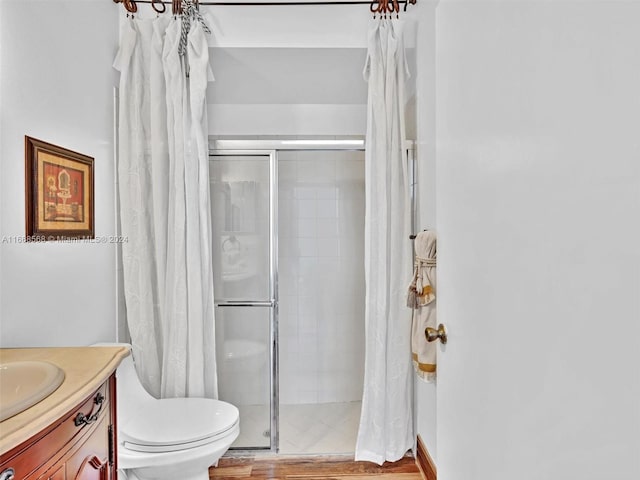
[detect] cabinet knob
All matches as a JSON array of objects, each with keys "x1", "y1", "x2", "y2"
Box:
[{"x1": 0, "y1": 467, "x2": 15, "y2": 480}]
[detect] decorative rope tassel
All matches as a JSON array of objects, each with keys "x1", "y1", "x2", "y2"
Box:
[
  {"x1": 406, "y1": 262, "x2": 419, "y2": 308},
  {"x1": 407, "y1": 286, "x2": 417, "y2": 309},
  {"x1": 178, "y1": 0, "x2": 211, "y2": 56},
  {"x1": 179, "y1": 1, "x2": 191, "y2": 57},
  {"x1": 416, "y1": 269, "x2": 424, "y2": 295}
]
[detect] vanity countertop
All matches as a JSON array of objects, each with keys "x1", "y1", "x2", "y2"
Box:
[{"x1": 0, "y1": 346, "x2": 129, "y2": 455}]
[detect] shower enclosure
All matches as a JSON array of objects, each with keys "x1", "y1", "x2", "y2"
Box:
[{"x1": 210, "y1": 139, "x2": 414, "y2": 454}]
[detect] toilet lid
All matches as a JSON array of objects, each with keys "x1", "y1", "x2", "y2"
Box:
[{"x1": 121, "y1": 398, "x2": 239, "y2": 453}]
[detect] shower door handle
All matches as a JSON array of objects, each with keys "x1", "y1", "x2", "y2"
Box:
[
  {"x1": 425, "y1": 324, "x2": 448, "y2": 344},
  {"x1": 215, "y1": 300, "x2": 275, "y2": 307}
]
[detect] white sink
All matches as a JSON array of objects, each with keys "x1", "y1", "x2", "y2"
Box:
[{"x1": 0, "y1": 361, "x2": 65, "y2": 422}]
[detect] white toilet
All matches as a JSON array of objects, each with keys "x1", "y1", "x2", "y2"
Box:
[{"x1": 110, "y1": 346, "x2": 239, "y2": 480}]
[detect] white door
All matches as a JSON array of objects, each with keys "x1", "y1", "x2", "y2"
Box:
[{"x1": 435, "y1": 2, "x2": 640, "y2": 480}]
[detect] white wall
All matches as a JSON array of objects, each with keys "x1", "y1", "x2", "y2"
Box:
[
  {"x1": 436, "y1": 1, "x2": 640, "y2": 479},
  {"x1": 0, "y1": 0, "x2": 4, "y2": 333},
  {"x1": 209, "y1": 104, "x2": 367, "y2": 137},
  {"x1": 0, "y1": 0, "x2": 119, "y2": 347},
  {"x1": 203, "y1": 6, "x2": 370, "y2": 137},
  {"x1": 207, "y1": 47, "x2": 367, "y2": 137},
  {"x1": 413, "y1": 0, "x2": 438, "y2": 462},
  {"x1": 205, "y1": 4, "x2": 418, "y2": 49},
  {"x1": 204, "y1": 7, "x2": 418, "y2": 137}
]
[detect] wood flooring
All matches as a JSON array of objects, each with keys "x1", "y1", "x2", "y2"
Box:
[{"x1": 209, "y1": 455, "x2": 423, "y2": 480}]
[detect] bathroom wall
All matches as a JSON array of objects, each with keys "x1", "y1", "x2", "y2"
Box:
[
  {"x1": 0, "y1": 4, "x2": 4, "y2": 331},
  {"x1": 0, "y1": 0, "x2": 119, "y2": 347},
  {"x1": 207, "y1": 47, "x2": 367, "y2": 137},
  {"x1": 204, "y1": 6, "x2": 418, "y2": 137},
  {"x1": 205, "y1": 4, "x2": 368, "y2": 137}
]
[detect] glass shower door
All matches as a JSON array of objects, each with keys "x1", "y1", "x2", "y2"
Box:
[
  {"x1": 277, "y1": 150, "x2": 366, "y2": 454},
  {"x1": 210, "y1": 152, "x2": 277, "y2": 450}
]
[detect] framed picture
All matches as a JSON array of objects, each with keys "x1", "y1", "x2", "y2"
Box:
[{"x1": 25, "y1": 136, "x2": 94, "y2": 240}]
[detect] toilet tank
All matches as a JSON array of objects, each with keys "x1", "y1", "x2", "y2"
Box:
[{"x1": 92, "y1": 343, "x2": 155, "y2": 425}]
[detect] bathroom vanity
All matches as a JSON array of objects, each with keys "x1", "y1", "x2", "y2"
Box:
[{"x1": 0, "y1": 347, "x2": 129, "y2": 480}]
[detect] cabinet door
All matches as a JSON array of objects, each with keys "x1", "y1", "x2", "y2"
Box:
[
  {"x1": 70, "y1": 456, "x2": 107, "y2": 480},
  {"x1": 64, "y1": 414, "x2": 110, "y2": 480},
  {"x1": 45, "y1": 465, "x2": 65, "y2": 480}
]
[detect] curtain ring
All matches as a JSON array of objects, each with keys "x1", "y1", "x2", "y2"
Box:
[
  {"x1": 151, "y1": 0, "x2": 166, "y2": 14},
  {"x1": 123, "y1": 0, "x2": 138, "y2": 13},
  {"x1": 393, "y1": 0, "x2": 399, "y2": 18},
  {"x1": 370, "y1": 0, "x2": 381, "y2": 18}
]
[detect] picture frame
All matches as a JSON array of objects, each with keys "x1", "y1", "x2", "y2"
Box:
[{"x1": 24, "y1": 136, "x2": 94, "y2": 241}]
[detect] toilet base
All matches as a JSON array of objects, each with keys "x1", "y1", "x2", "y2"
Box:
[
  {"x1": 117, "y1": 424, "x2": 238, "y2": 480},
  {"x1": 120, "y1": 468, "x2": 210, "y2": 480}
]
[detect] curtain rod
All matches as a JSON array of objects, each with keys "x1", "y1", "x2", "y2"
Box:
[{"x1": 113, "y1": 0, "x2": 417, "y2": 10}]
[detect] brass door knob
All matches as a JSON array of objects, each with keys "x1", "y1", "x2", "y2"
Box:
[{"x1": 425, "y1": 324, "x2": 448, "y2": 344}]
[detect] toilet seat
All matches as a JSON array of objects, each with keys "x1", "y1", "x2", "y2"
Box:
[{"x1": 120, "y1": 397, "x2": 239, "y2": 453}]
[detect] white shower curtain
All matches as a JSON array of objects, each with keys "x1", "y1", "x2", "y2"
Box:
[
  {"x1": 355, "y1": 18, "x2": 414, "y2": 464},
  {"x1": 114, "y1": 9, "x2": 217, "y2": 399}
]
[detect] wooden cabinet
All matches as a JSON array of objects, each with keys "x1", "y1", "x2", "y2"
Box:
[{"x1": 0, "y1": 374, "x2": 117, "y2": 480}]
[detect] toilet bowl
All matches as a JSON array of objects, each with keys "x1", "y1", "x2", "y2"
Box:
[{"x1": 97, "y1": 344, "x2": 239, "y2": 480}]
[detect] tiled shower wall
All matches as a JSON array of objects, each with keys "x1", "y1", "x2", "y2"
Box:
[{"x1": 278, "y1": 151, "x2": 366, "y2": 405}]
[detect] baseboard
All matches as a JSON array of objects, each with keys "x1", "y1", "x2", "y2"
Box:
[{"x1": 415, "y1": 435, "x2": 437, "y2": 480}]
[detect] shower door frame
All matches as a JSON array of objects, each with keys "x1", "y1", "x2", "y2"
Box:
[
  {"x1": 210, "y1": 148, "x2": 279, "y2": 452},
  {"x1": 210, "y1": 139, "x2": 415, "y2": 454}
]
